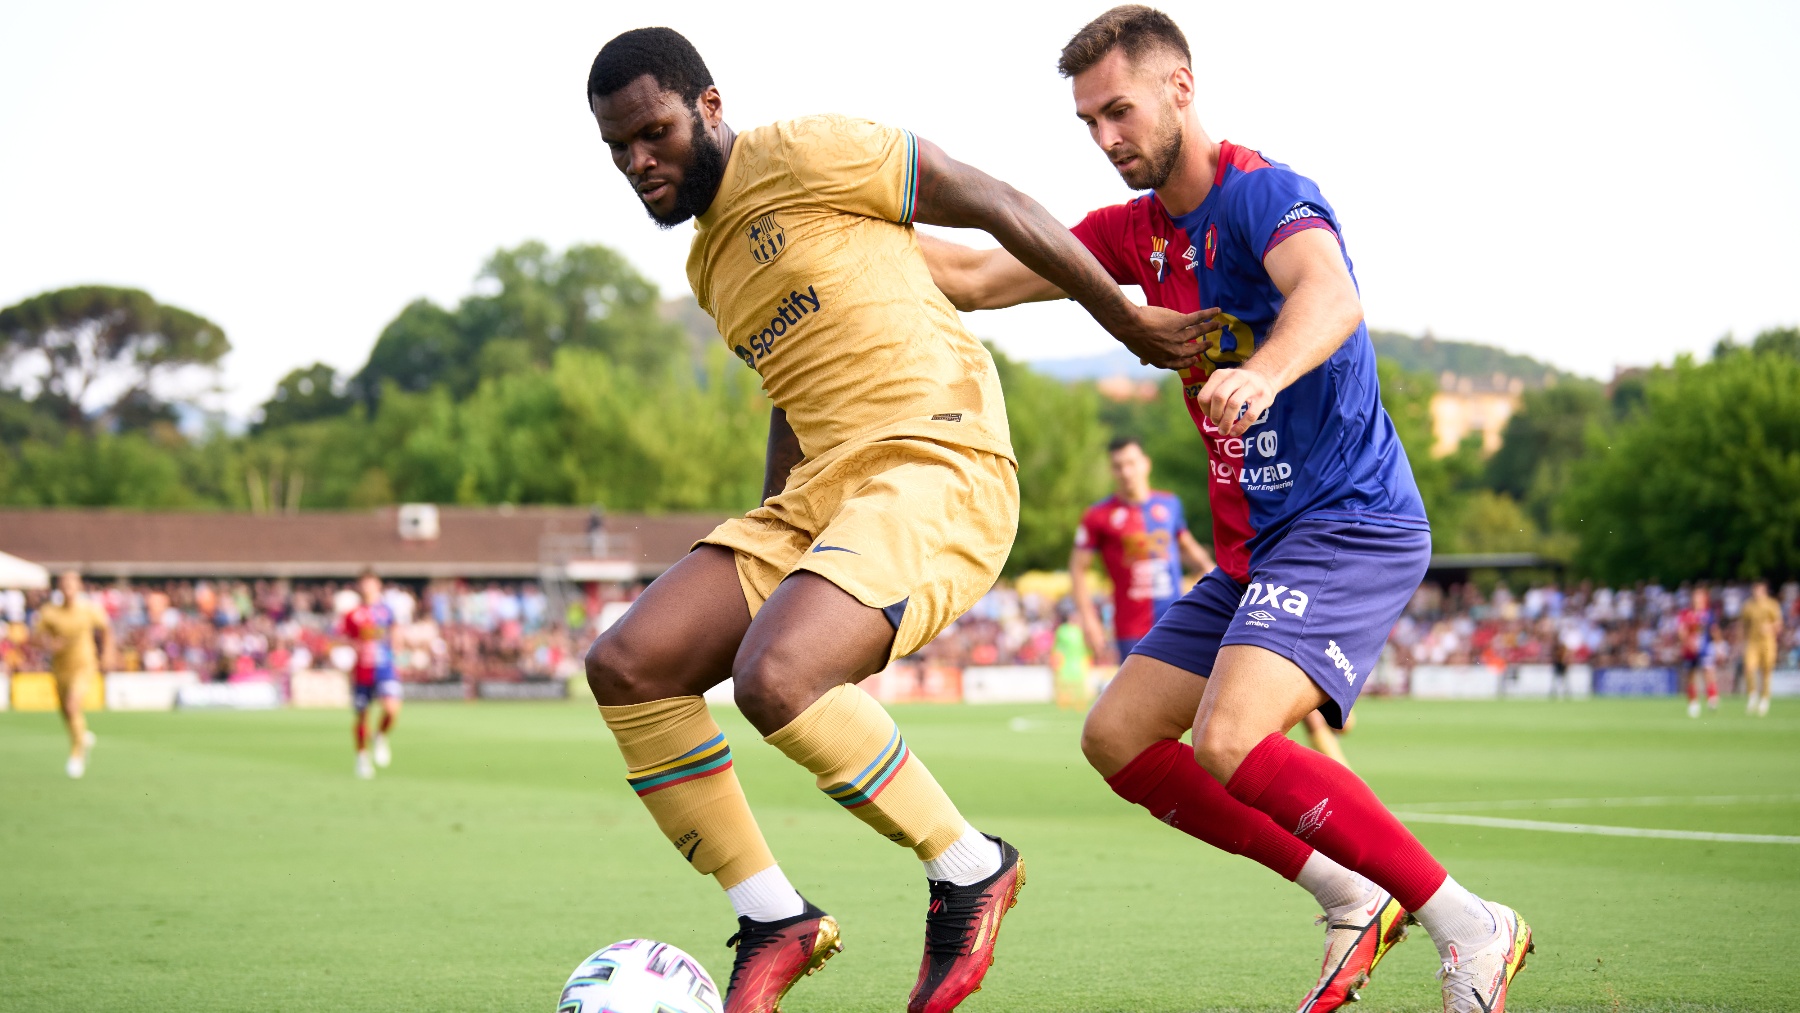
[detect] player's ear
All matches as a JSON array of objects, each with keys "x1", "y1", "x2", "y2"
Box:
[
  {"x1": 696, "y1": 85, "x2": 724, "y2": 127},
  {"x1": 1168, "y1": 64, "x2": 1195, "y2": 109}
]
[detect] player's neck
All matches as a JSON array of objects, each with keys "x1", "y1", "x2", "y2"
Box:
[
  {"x1": 1117, "y1": 484, "x2": 1151, "y2": 505},
  {"x1": 1154, "y1": 120, "x2": 1219, "y2": 218}
]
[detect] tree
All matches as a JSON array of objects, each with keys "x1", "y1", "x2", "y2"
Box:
[
  {"x1": 1562, "y1": 352, "x2": 1800, "y2": 583},
  {"x1": 256, "y1": 363, "x2": 352, "y2": 432},
  {"x1": 1714, "y1": 324, "x2": 1800, "y2": 363},
  {"x1": 1484, "y1": 380, "x2": 1608, "y2": 529},
  {"x1": 0, "y1": 286, "x2": 228, "y2": 429},
  {"x1": 348, "y1": 242, "x2": 688, "y2": 407},
  {"x1": 991, "y1": 348, "x2": 1110, "y2": 574}
]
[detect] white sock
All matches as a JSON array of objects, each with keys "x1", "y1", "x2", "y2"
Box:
[
  {"x1": 1294, "y1": 851, "x2": 1374, "y2": 918},
  {"x1": 922, "y1": 824, "x2": 1002, "y2": 886},
  {"x1": 726, "y1": 864, "x2": 806, "y2": 923},
  {"x1": 1412, "y1": 876, "x2": 1498, "y2": 963}
]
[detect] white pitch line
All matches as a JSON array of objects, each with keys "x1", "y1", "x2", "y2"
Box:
[
  {"x1": 1392, "y1": 810, "x2": 1800, "y2": 845},
  {"x1": 1396, "y1": 794, "x2": 1800, "y2": 813}
]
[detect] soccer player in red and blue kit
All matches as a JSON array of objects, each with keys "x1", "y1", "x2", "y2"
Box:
[
  {"x1": 1071, "y1": 436, "x2": 1213, "y2": 659},
  {"x1": 922, "y1": 8, "x2": 1532, "y2": 1011},
  {"x1": 339, "y1": 569, "x2": 403, "y2": 779}
]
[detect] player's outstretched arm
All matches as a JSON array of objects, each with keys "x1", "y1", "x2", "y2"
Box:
[
  {"x1": 762, "y1": 407, "x2": 805, "y2": 504},
  {"x1": 916, "y1": 234, "x2": 1064, "y2": 311},
  {"x1": 911, "y1": 137, "x2": 1211, "y2": 371},
  {"x1": 1194, "y1": 228, "x2": 1364, "y2": 437}
]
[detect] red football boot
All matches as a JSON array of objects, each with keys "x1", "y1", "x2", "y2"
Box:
[
  {"x1": 1296, "y1": 890, "x2": 1411, "y2": 1012},
  {"x1": 907, "y1": 836, "x2": 1026, "y2": 1013},
  {"x1": 721, "y1": 898, "x2": 841, "y2": 1013}
]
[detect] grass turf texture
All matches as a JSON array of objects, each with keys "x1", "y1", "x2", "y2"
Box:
[{"x1": 2, "y1": 697, "x2": 1795, "y2": 1012}]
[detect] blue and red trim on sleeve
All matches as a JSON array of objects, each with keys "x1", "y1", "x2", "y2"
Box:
[{"x1": 1262, "y1": 214, "x2": 1338, "y2": 259}]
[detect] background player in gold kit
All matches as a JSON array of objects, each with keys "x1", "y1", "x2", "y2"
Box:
[
  {"x1": 1741, "y1": 580, "x2": 1784, "y2": 716},
  {"x1": 584, "y1": 26, "x2": 1212, "y2": 1013},
  {"x1": 31, "y1": 570, "x2": 115, "y2": 779}
]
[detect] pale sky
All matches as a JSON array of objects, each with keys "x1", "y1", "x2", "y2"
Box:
[{"x1": 2, "y1": 1, "x2": 1795, "y2": 417}]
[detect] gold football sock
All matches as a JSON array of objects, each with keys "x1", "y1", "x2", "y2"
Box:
[
  {"x1": 600, "y1": 696, "x2": 775, "y2": 890},
  {"x1": 764, "y1": 683, "x2": 966, "y2": 861}
]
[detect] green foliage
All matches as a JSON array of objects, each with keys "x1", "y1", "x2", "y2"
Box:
[
  {"x1": 349, "y1": 242, "x2": 687, "y2": 406},
  {"x1": 991, "y1": 347, "x2": 1110, "y2": 574},
  {"x1": 1098, "y1": 375, "x2": 1213, "y2": 539},
  {"x1": 1483, "y1": 380, "x2": 1608, "y2": 529},
  {"x1": 0, "y1": 285, "x2": 228, "y2": 429},
  {"x1": 1369, "y1": 329, "x2": 1569, "y2": 388},
  {"x1": 1562, "y1": 351, "x2": 1800, "y2": 582},
  {"x1": 1713, "y1": 324, "x2": 1800, "y2": 362},
  {"x1": 256, "y1": 363, "x2": 352, "y2": 432}
]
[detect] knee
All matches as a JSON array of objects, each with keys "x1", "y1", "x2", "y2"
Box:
[
  {"x1": 1190, "y1": 714, "x2": 1254, "y2": 785},
  {"x1": 584, "y1": 631, "x2": 657, "y2": 706},
  {"x1": 729, "y1": 649, "x2": 792, "y2": 729},
  {"x1": 1079, "y1": 705, "x2": 1136, "y2": 777}
]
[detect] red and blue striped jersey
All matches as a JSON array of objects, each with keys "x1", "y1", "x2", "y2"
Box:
[{"x1": 1070, "y1": 141, "x2": 1428, "y2": 582}]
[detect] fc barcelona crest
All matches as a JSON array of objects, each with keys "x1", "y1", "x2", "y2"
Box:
[{"x1": 746, "y1": 214, "x2": 786, "y2": 265}]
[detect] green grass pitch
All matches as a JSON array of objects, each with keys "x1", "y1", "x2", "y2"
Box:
[{"x1": 2, "y1": 695, "x2": 1796, "y2": 1011}]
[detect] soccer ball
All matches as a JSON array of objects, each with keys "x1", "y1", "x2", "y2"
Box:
[{"x1": 558, "y1": 939, "x2": 723, "y2": 1013}]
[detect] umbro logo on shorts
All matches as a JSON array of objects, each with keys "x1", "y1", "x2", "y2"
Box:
[{"x1": 1247, "y1": 610, "x2": 1277, "y2": 622}]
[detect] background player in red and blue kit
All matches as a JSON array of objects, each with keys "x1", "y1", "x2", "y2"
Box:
[
  {"x1": 1677, "y1": 587, "x2": 1723, "y2": 718},
  {"x1": 339, "y1": 569, "x2": 402, "y2": 779},
  {"x1": 922, "y1": 9, "x2": 1531, "y2": 1012},
  {"x1": 1070, "y1": 436, "x2": 1213, "y2": 659}
]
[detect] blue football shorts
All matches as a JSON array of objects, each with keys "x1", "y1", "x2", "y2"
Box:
[{"x1": 1128, "y1": 514, "x2": 1431, "y2": 728}]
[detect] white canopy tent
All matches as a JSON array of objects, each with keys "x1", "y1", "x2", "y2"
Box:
[{"x1": 0, "y1": 549, "x2": 50, "y2": 590}]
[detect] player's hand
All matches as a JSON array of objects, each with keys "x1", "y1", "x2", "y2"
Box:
[
  {"x1": 1196, "y1": 364, "x2": 1278, "y2": 438},
  {"x1": 1115, "y1": 305, "x2": 1221, "y2": 371}
]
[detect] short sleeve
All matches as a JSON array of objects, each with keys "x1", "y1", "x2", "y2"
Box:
[
  {"x1": 1168, "y1": 494, "x2": 1188, "y2": 534},
  {"x1": 88, "y1": 602, "x2": 110, "y2": 629},
  {"x1": 781, "y1": 115, "x2": 919, "y2": 223},
  {"x1": 1224, "y1": 167, "x2": 1339, "y2": 265},
  {"x1": 1073, "y1": 517, "x2": 1094, "y2": 550},
  {"x1": 1069, "y1": 203, "x2": 1137, "y2": 286}
]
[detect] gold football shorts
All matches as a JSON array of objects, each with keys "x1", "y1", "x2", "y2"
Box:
[
  {"x1": 1744, "y1": 637, "x2": 1778, "y2": 675},
  {"x1": 699, "y1": 437, "x2": 1018, "y2": 661}
]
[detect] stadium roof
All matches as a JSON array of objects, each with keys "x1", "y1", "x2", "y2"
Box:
[{"x1": 0, "y1": 507, "x2": 724, "y2": 582}]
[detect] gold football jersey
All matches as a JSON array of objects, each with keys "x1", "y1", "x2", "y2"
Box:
[{"x1": 687, "y1": 114, "x2": 1014, "y2": 468}]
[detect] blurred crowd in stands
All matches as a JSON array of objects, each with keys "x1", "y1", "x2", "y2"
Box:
[
  {"x1": 3, "y1": 575, "x2": 1796, "y2": 687},
  {"x1": 0, "y1": 580, "x2": 602, "y2": 683}
]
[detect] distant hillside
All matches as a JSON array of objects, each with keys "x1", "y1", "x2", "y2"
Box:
[
  {"x1": 1029, "y1": 347, "x2": 1165, "y2": 382},
  {"x1": 1369, "y1": 329, "x2": 1574, "y2": 388}
]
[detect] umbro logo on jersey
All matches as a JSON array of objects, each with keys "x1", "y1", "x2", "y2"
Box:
[{"x1": 747, "y1": 213, "x2": 786, "y2": 265}]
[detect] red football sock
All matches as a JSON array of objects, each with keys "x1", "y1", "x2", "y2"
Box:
[
  {"x1": 379, "y1": 710, "x2": 395, "y2": 734},
  {"x1": 1106, "y1": 739, "x2": 1312, "y2": 880},
  {"x1": 1226, "y1": 732, "x2": 1447, "y2": 911},
  {"x1": 354, "y1": 721, "x2": 368, "y2": 750}
]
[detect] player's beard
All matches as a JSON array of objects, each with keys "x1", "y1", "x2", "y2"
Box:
[
  {"x1": 644, "y1": 115, "x2": 728, "y2": 229},
  {"x1": 1119, "y1": 105, "x2": 1185, "y2": 191}
]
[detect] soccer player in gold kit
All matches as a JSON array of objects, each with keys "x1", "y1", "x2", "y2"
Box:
[
  {"x1": 31, "y1": 570, "x2": 116, "y2": 779},
  {"x1": 584, "y1": 27, "x2": 1211, "y2": 1013},
  {"x1": 1741, "y1": 580, "x2": 1784, "y2": 716}
]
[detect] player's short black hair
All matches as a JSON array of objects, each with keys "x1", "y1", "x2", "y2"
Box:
[
  {"x1": 587, "y1": 27, "x2": 714, "y2": 106},
  {"x1": 1058, "y1": 5, "x2": 1191, "y2": 78},
  {"x1": 1108, "y1": 435, "x2": 1144, "y2": 454}
]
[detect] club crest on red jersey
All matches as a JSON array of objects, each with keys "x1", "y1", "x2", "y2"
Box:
[
  {"x1": 747, "y1": 214, "x2": 786, "y2": 265},
  {"x1": 1203, "y1": 224, "x2": 1218, "y2": 270},
  {"x1": 1148, "y1": 236, "x2": 1169, "y2": 283}
]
